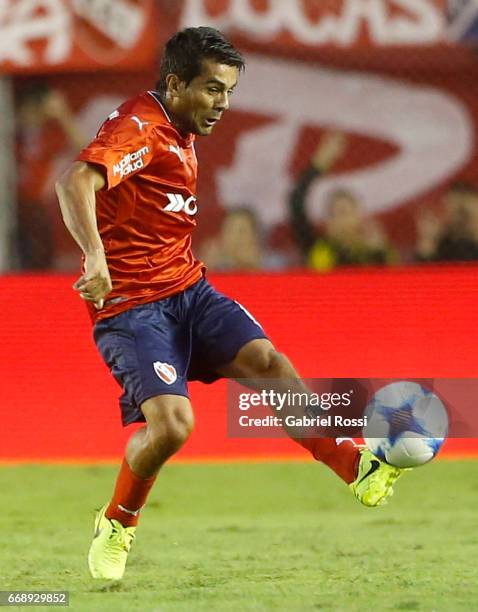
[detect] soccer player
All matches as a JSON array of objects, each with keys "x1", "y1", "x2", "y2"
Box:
[{"x1": 56, "y1": 27, "x2": 403, "y2": 581}]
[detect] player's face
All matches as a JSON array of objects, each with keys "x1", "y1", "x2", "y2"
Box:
[{"x1": 170, "y1": 60, "x2": 239, "y2": 136}]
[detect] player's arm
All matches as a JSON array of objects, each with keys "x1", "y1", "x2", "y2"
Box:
[{"x1": 55, "y1": 161, "x2": 111, "y2": 309}]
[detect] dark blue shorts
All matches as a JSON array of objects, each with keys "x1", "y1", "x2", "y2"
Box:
[{"x1": 94, "y1": 277, "x2": 267, "y2": 425}]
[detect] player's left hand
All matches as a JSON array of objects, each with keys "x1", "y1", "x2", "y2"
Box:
[{"x1": 73, "y1": 252, "x2": 112, "y2": 310}]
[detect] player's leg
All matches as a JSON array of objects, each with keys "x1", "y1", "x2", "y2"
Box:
[
  {"x1": 89, "y1": 394, "x2": 193, "y2": 580},
  {"x1": 124, "y1": 395, "x2": 194, "y2": 477},
  {"x1": 189, "y1": 281, "x2": 402, "y2": 506},
  {"x1": 189, "y1": 282, "x2": 360, "y2": 483},
  {"x1": 89, "y1": 297, "x2": 194, "y2": 579},
  {"x1": 215, "y1": 338, "x2": 361, "y2": 485},
  {"x1": 107, "y1": 394, "x2": 194, "y2": 517},
  {"x1": 217, "y1": 338, "x2": 403, "y2": 506}
]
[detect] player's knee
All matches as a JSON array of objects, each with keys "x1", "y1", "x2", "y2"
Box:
[
  {"x1": 250, "y1": 346, "x2": 285, "y2": 376},
  {"x1": 146, "y1": 402, "x2": 194, "y2": 456}
]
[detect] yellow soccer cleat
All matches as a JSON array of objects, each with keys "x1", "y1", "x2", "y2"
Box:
[
  {"x1": 350, "y1": 448, "x2": 406, "y2": 507},
  {"x1": 88, "y1": 505, "x2": 136, "y2": 580}
]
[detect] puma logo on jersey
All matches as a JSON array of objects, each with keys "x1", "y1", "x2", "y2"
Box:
[
  {"x1": 169, "y1": 144, "x2": 183, "y2": 162},
  {"x1": 131, "y1": 115, "x2": 149, "y2": 131},
  {"x1": 113, "y1": 146, "x2": 149, "y2": 179},
  {"x1": 164, "y1": 193, "x2": 198, "y2": 216}
]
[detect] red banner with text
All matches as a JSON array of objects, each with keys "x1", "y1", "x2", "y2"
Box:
[
  {"x1": 10, "y1": 1, "x2": 478, "y2": 274},
  {"x1": 2, "y1": 1, "x2": 464, "y2": 75},
  {"x1": 179, "y1": 0, "x2": 448, "y2": 49},
  {"x1": 0, "y1": 0, "x2": 159, "y2": 74}
]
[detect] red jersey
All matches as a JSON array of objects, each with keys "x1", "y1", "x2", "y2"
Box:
[{"x1": 78, "y1": 91, "x2": 204, "y2": 322}]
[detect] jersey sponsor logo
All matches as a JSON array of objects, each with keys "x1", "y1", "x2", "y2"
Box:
[
  {"x1": 131, "y1": 115, "x2": 149, "y2": 131},
  {"x1": 164, "y1": 193, "x2": 198, "y2": 216},
  {"x1": 169, "y1": 144, "x2": 183, "y2": 162},
  {"x1": 113, "y1": 146, "x2": 149, "y2": 179},
  {"x1": 153, "y1": 361, "x2": 178, "y2": 385}
]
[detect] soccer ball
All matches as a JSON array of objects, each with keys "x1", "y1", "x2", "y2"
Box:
[{"x1": 363, "y1": 381, "x2": 448, "y2": 468}]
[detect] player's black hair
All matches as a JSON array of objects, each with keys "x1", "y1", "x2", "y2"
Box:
[{"x1": 156, "y1": 27, "x2": 245, "y2": 97}]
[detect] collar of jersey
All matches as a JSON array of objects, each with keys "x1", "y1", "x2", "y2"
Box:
[{"x1": 148, "y1": 90, "x2": 194, "y2": 147}]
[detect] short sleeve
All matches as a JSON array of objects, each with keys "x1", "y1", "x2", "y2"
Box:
[{"x1": 78, "y1": 113, "x2": 156, "y2": 189}]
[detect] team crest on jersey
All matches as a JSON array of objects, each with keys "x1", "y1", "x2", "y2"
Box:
[{"x1": 153, "y1": 361, "x2": 178, "y2": 385}]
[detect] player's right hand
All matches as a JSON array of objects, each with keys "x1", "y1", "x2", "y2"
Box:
[{"x1": 73, "y1": 252, "x2": 112, "y2": 310}]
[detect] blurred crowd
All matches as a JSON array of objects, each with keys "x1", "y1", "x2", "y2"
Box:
[
  {"x1": 15, "y1": 83, "x2": 85, "y2": 270},
  {"x1": 13, "y1": 85, "x2": 478, "y2": 273},
  {"x1": 201, "y1": 131, "x2": 478, "y2": 272}
]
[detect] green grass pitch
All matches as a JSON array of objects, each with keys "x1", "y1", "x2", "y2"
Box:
[{"x1": 1, "y1": 460, "x2": 477, "y2": 611}]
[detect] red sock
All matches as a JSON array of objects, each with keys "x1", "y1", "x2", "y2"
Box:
[
  {"x1": 105, "y1": 459, "x2": 157, "y2": 527},
  {"x1": 298, "y1": 438, "x2": 360, "y2": 484}
]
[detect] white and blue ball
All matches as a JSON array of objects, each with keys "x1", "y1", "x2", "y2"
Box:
[{"x1": 363, "y1": 382, "x2": 448, "y2": 468}]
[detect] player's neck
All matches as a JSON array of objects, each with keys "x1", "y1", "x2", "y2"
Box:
[{"x1": 159, "y1": 95, "x2": 192, "y2": 139}]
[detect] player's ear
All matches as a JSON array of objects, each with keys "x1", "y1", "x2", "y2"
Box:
[{"x1": 166, "y1": 74, "x2": 186, "y2": 99}]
